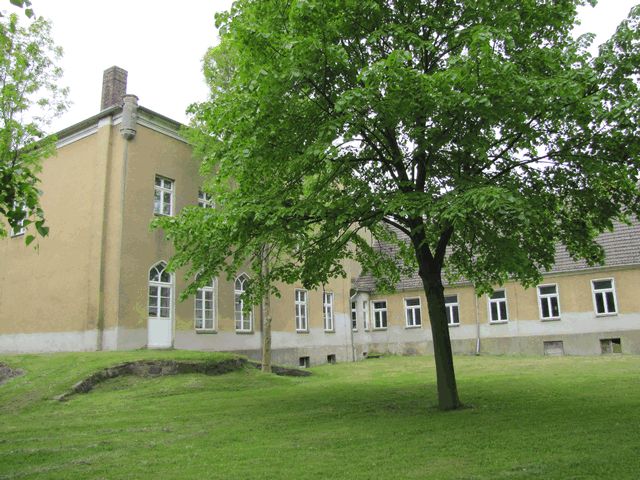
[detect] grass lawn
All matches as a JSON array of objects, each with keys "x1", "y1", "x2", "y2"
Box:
[{"x1": 0, "y1": 352, "x2": 639, "y2": 479}]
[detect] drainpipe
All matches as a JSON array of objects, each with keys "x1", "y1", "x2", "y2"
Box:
[
  {"x1": 349, "y1": 292, "x2": 357, "y2": 362},
  {"x1": 474, "y1": 291, "x2": 481, "y2": 355}
]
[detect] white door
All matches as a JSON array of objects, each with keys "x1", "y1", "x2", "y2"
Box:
[{"x1": 148, "y1": 263, "x2": 173, "y2": 348}]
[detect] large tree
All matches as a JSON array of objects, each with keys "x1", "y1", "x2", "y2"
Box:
[
  {"x1": 0, "y1": 10, "x2": 68, "y2": 242},
  {"x1": 158, "y1": 0, "x2": 640, "y2": 410}
]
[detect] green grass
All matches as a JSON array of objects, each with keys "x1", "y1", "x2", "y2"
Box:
[{"x1": 0, "y1": 352, "x2": 639, "y2": 479}]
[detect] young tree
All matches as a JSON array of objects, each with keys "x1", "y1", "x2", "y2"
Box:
[
  {"x1": 158, "y1": 0, "x2": 640, "y2": 410},
  {"x1": 0, "y1": 11, "x2": 68, "y2": 243}
]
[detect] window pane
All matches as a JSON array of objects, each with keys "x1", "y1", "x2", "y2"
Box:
[
  {"x1": 452, "y1": 305, "x2": 459, "y2": 324},
  {"x1": 381, "y1": 311, "x2": 387, "y2": 327},
  {"x1": 445, "y1": 307, "x2": 452, "y2": 324},
  {"x1": 491, "y1": 302, "x2": 498, "y2": 321},
  {"x1": 406, "y1": 298, "x2": 419, "y2": 306},
  {"x1": 374, "y1": 301, "x2": 386, "y2": 309},
  {"x1": 155, "y1": 176, "x2": 162, "y2": 186},
  {"x1": 499, "y1": 302, "x2": 507, "y2": 320},
  {"x1": 541, "y1": 299, "x2": 550, "y2": 318},
  {"x1": 550, "y1": 297, "x2": 560, "y2": 317},
  {"x1": 491, "y1": 291, "x2": 505, "y2": 299},
  {"x1": 205, "y1": 318, "x2": 214, "y2": 329},
  {"x1": 149, "y1": 286, "x2": 158, "y2": 297},
  {"x1": 605, "y1": 292, "x2": 616, "y2": 312},
  {"x1": 595, "y1": 292, "x2": 605, "y2": 314},
  {"x1": 195, "y1": 316, "x2": 203, "y2": 329},
  {"x1": 539, "y1": 285, "x2": 556, "y2": 295},
  {"x1": 160, "y1": 307, "x2": 170, "y2": 318},
  {"x1": 444, "y1": 295, "x2": 457, "y2": 304},
  {"x1": 593, "y1": 280, "x2": 612, "y2": 290},
  {"x1": 148, "y1": 306, "x2": 157, "y2": 316}
]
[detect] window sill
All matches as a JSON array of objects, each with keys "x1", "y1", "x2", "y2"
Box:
[
  {"x1": 489, "y1": 320, "x2": 509, "y2": 325},
  {"x1": 405, "y1": 325, "x2": 422, "y2": 329},
  {"x1": 595, "y1": 312, "x2": 618, "y2": 318},
  {"x1": 153, "y1": 212, "x2": 173, "y2": 217},
  {"x1": 448, "y1": 323, "x2": 460, "y2": 327},
  {"x1": 541, "y1": 317, "x2": 561, "y2": 322},
  {"x1": 195, "y1": 329, "x2": 217, "y2": 334},
  {"x1": 296, "y1": 329, "x2": 310, "y2": 334},
  {"x1": 373, "y1": 327, "x2": 387, "y2": 331},
  {"x1": 235, "y1": 330, "x2": 254, "y2": 334},
  {"x1": 324, "y1": 329, "x2": 335, "y2": 334}
]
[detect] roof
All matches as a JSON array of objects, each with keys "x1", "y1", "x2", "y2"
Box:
[{"x1": 353, "y1": 220, "x2": 640, "y2": 292}]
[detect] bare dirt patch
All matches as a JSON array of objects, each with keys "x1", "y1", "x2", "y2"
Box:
[{"x1": 0, "y1": 363, "x2": 24, "y2": 385}]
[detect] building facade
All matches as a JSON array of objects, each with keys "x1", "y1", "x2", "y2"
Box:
[{"x1": 1, "y1": 67, "x2": 638, "y2": 364}]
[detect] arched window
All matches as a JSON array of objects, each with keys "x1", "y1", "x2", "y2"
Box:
[
  {"x1": 234, "y1": 273, "x2": 252, "y2": 332},
  {"x1": 195, "y1": 278, "x2": 216, "y2": 331},
  {"x1": 149, "y1": 262, "x2": 171, "y2": 319}
]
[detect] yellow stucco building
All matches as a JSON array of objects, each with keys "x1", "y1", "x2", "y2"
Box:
[{"x1": 1, "y1": 67, "x2": 639, "y2": 364}]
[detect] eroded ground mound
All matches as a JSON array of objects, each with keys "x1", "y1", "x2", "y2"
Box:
[
  {"x1": 0, "y1": 363, "x2": 24, "y2": 385},
  {"x1": 56, "y1": 357, "x2": 310, "y2": 401}
]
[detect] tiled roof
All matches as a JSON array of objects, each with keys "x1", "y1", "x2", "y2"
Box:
[{"x1": 353, "y1": 220, "x2": 640, "y2": 292}]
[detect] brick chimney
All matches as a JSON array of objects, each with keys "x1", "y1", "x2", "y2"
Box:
[{"x1": 100, "y1": 66, "x2": 127, "y2": 110}]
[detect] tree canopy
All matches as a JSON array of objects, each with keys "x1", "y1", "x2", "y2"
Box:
[
  {"x1": 0, "y1": 11, "x2": 68, "y2": 243},
  {"x1": 157, "y1": 0, "x2": 640, "y2": 409}
]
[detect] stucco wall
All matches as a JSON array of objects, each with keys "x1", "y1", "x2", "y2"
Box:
[{"x1": 0, "y1": 121, "x2": 114, "y2": 341}]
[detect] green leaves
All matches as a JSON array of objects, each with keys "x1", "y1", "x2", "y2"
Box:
[
  {"x1": 163, "y1": 0, "x2": 640, "y2": 306},
  {"x1": 0, "y1": 13, "x2": 68, "y2": 243}
]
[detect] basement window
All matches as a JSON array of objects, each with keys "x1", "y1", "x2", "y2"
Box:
[
  {"x1": 299, "y1": 356, "x2": 310, "y2": 368},
  {"x1": 600, "y1": 338, "x2": 622, "y2": 354},
  {"x1": 543, "y1": 341, "x2": 564, "y2": 356},
  {"x1": 327, "y1": 354, "x2": 336, "y2": 365}
]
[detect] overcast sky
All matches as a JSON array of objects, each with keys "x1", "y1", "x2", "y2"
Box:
[{"x1": 12, "y1": 0, "x2": 640, "y2": 133}]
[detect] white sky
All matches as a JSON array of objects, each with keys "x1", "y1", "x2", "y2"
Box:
[{"x1": 7, "y1": 0, "x2": 640, "y2": 133}]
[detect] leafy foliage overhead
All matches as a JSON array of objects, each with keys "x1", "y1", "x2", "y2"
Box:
[
  {"x1": 0, "y1": 12, "x2": 68, "y2": 243},
  {"x1": 159, "y1": 0, "x2": 640, "y2": 301}
]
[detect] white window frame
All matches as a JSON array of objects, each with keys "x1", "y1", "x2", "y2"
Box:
[
  {"x1": 488, "y1": 290, "x2": 509, "y2": 323},
  {"x1": 537, "y1": 283, "x2": 561, "y2": 321},
  {"x1": 591, "y1": 278, "x2": 618, "y2": 316},
  {"x1": 154, "y1": 175, "x2": 174, "y2": 216},
  {"x1": 362, "y1": 300, "x2": 370, "y2": 330},
  {"x1": 295, "y1": 289, "x2": 308, "y2": 332},
  {"x1": 198, "y1": 190, "x2": 214, "y2": 208},
  {"x1": 148, "y1": 262, "x2": 172, "y2": 320},
  {"x1": 195, "y1": 279, "x2": 216, "y2": 331},
  {"x1": 351, "y1": 301, "x2": 357, "y2": 331},
  {"x1": 404, "y1": 297, "x2": 422, "y2": 328},
  {"x1": 373, "y1": 300, "x2": 388, "y2": 330},
  {"x1": 234, "y1": 273, "x2": 252, "y2": 332},
  {"x1": 10, "y1": 202, "x2": 27, "y2": 237},
  {"x1": 323, "y1": 292, "x2": 334, "y2": 332},
  {"x1": 444, "y1": 294, "x2": 460, "y2": 326}
]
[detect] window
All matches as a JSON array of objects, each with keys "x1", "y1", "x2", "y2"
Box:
[
  {"x1": 592, "y1": 279, "x2": 617, "y2": 315},
  {"x1": 327, "y1": 354, "x2": 336, "y2": 364},
  {"x1": 544, "y1": 341, "x2": 564, "y2": 356},
  {"x1": 600, "y1": 338, "x2": 622, "y2": 354},
  {"x1": 10, "y1": 202, "x2": 27, "y2": 237},
  {"x1": 373, "y1": 301, "x2": 387, "y2": 329},
  {"x1": 195, "y1": 279, "x2": 215, "y2": 331},
  {"x1": 351, "y1": 301, "x2": 357, "y2": 331},
  {"x1": 148, "y1": 262, "x2": 171, "y2": 319},
  {"x1": 445, "y1": 295, "x2": 460, "y2": 326},
  {"x1": 362, "y1": 300, "x2": 369, "y2": 330},
  {"x1": 404, "y1": 298, "x2": 422, "y2": 327},
  {"x1": 299, "y1": 356, "x2": 310, "y2": 368},
  {"x1": 488, "y1": 290, "x2": 508, "y2": 323},
  {"x1": 295, "y1": 289, "x2": 308, "y2": 332},
  {"x1": 154, "y1": 175, "x2": 174, "y2": 216},
  {"x1": 323, "y1": 292, "x2": 334, "y2": 331},
  {"x1": 198, "y1": 190, "x2": 214, "y2": 208},
  {"x1": 538, "y1": 284, "x2": 560, "y2": 320},
  {"x1": 234, "y1": 273, "x2": 252, "y2": 332}
]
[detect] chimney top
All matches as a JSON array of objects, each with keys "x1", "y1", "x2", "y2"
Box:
[{"x1": 101, "y1": 66, "x2": 127, "y2": 110}]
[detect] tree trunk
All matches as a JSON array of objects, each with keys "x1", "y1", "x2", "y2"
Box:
[
  {"x1": 261, "y1": 248, "x2": 272, "y2": 373},
  {"x1": 421, "y1": 271, "x2": 462, "y2": 410}
]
